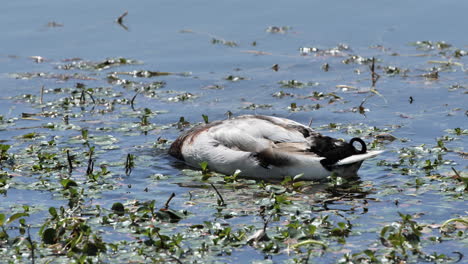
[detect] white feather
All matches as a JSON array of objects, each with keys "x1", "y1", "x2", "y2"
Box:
[
  {"x1": 170, "y1": 115, "x2": 384, "y2": 181},
  {"x1": 335, "y1": 150, "x2": 385, "y2": 165}
]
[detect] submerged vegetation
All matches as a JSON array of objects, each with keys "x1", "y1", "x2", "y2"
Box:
[{"x1": 0, "y1": 19, "x2": 466, "y2": 263}]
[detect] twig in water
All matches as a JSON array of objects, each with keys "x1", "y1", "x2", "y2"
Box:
[
  {"x1": 210, "y1": 183, "x2": 226, "y2": 206},
  {"x1": 225, "y1": 110, "x2": 233, "y2": 119},
  {"x1": 169, "y1": 255, "x2": 183, "y2": 264},
  {"x1": 85, "y1": 91, "x2": 96, "y2": 104},
  {"x1": 86, "y1": 149, "x2": 94, "y2": 175},
  {"x1": 370, "y1": 57, "x2": 380, "y2": 87},
  {"x1": 79, "y1": 90, "x2": 86, "y2": 105},
  {"x1": 26, "y1": 225, "x2": 35, "y2": 264},
  {"x1": 125, "y1": 153, "x2": 134, "y2": 176},
  {"x1": 117, "y1": 11, "x2": 128, "y2": 24},
  {"x1": 130, "y1": 91, "x2": 140, "y2": 110},
  {"x1": 40, "y1": 85, "x2": 44, "y2": 104},
  {"x1": 259, "y1": 206, "x2": 273, "y2": 231},
  {"x1": 357, "y1": 96, "x2": 370, "y2": 116},
  {"x1": 116, "y1": 11, "x2": 129, "y2": 31},
  {"x1": 164, "y1": 192, "x2": 176, "y2": 209},
  {"x1": 63, "y1": 115, "x2": 69, "y2": 125},
  {"x1": 308, "y1": 118, "x2": 313, "y2": 127},
  {"x1": 66, "y1": 149, "x2": 73, "y2": 173}
]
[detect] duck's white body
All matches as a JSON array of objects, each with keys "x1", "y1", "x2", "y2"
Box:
[{"x1": 169, "y1": 115, "x2": 383, "y2": 181}]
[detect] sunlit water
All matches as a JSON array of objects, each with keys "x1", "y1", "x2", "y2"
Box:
[{"x1": 0, "y1": 0, "x2": 466, "y2": 263}]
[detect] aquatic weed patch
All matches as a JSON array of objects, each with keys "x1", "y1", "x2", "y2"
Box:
[{"x1": 0, "y1": 36, "x2": 467, "y2": 264}]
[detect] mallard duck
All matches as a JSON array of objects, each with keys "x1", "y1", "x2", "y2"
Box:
[{"x1": 169, "y1": 115, "x2": 383, "y2": 181}]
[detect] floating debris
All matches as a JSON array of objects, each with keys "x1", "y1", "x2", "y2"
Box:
[
  {"x1": 212, "y1": 38, "x2": 238, "y2": 47},
  {"x1": 322, "y1": 63, "x2": 330, "y2": 72},
  {"x1": 57, "y1": 57, "x2": 142, "y2": 71},
  {"x1": 278, "y1": 80, "x2": 319, "y2": 88},
  {"x1": 342, "y1": 55, "x2": 374, "y2": 65},
  {"x1": 29, "y1": 56, "x2": 45, "y2": 63},
  {"x1": 421, "y1": 70, "x2": 439, "y2": 79},
  {"x1": 410, "y1": 40, "x2": 453, "y2": 51},
  {"x1": 167, "y1": 92, "x2": 197, "y2": 102},
  {"x1": 241, "y1": 103, "x2": 273, "y2": 110},
  {"x1": 265, "y1": 26, "x2": 291, "y2": 34},
  {"x1": 375, "y1": 133, "x2": 397, "y2": 142},
  {"x1": 225, "y1": 75, "x2": 247, "y2": 81},
  {"x1": 47, "y1": 21, "x2": 63, "y2": 27},
  {"x1": 383, "y1": 66, "x2": 409, "y2": 76}
]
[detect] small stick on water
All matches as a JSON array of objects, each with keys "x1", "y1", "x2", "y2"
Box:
[
  {"x1": 451, "y1": 167, "x2": 461, "y2": 179},
  {"x1": 259, "y1": 206, "x2": 274, "y2": 231},
  {"x1": 86, "y1": 149, "x2": 94, "y2": 175},
  {"x1": 86, "y1": 91, "x2": 96, "y2": 104},
  {"x1": 40, "y1": 85, "x2": 44, "y2": 104},
  {"x1": 116, "y1": 11, "x2": 129, "y2": 31},
  {"x1": 164, "y1": 192, "x2": 176, "y2": 209},
  {"x1": 79, "y1": 91, "x2": 86, "y2": 104},
  {"x1": 308, "y1": 118, "x2": 313, "y2": 127},
  {"x1": 125, "y1": 154, "x2": 134, "y2": 176},
  {"x1": 210, "y1": 183, "x2": 226, "y2": 206},
  {"x1": 130, "y1": 91, "x2": 140, "y2": 110},
  {"x1": 86, "y1": 159, "x2": 94, "y2": 176},
  {"x1": 370, "y1": 57, "x2": 380, "y2": 87},
  {"x1": 117, "y1": 11, "x2": 128, "y2": 24},
  {"x1": 63, "y1": 115, "x2": 69, "y2": 125},
  {"x1": 169, "y1": 255, "x2": 183, "y2": 264},
  {"x1": 26, "y1": 226, "x2": 35, "y2": 264},
  {"x1": 66, "y1": 149, "x2": 73, "y2": 173}
]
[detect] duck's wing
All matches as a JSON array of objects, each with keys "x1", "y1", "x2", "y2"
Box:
[
  {"x1": 210, "y1": 115, "x2": 318, "y2": 148},
  {"x1": 249, "y1": 115, "x2": 319, "y2": 141},
  {"x1": 211, "y1": 127, "x2": 273, "y2": 153},
  {"x1": 274, "y1": 142, "x2": 313, "y2": 153}
]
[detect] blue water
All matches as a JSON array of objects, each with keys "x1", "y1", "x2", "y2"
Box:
[
  {"x1": 0, "y1": 0, "x2": 467, "y2": 263},
  {"x1": 2, "y1": 0, "x2": 468, "y2": 63}
]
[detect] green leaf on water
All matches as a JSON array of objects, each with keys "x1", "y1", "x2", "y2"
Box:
[
  {"x1": 200, "y1": 161, "x2": 208, "y2": 171},
  {"x1": 21, "y1": 132, "x2": 37, "y2": 139},
  {"x1": 7, "y1": 213, "x2": 29, "y2": 224},
  {"x1": 202, "y1": 114, "x2": 209, "y2": 124},
  {"x1": 111, "y1": 202, "x2": 125, "y2": 216},
  {"x1": 156, "y1": 209, "x2": 185, "y2": 222},
  {"x1": 0, "y1": 144, "x2": 10, "y2": 152},
  {"x1": 60, "y1": 179, "x2": 78, "y2": 189},
  {"x1": 292, "y1": 239, "x2": 327, "y2": 249},
  {"x1": 42, "y1": 228, "x2": 57, "y2": 244},
  {"x1": 48, "y1": 207, "x2": 58, "y2": 218}
]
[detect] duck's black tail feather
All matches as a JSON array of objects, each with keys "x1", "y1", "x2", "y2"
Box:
[{"x1": 350, "y1": 137, "x2": 367, "y2": 154}]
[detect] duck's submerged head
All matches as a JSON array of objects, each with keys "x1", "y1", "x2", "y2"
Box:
[{"x1": 309, "y1": 137, "x2": 376, "y2": 179}]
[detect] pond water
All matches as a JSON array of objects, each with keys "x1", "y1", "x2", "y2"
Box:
[{"x1": 0, "y1": 0, "x2": 466, "y2": 263}]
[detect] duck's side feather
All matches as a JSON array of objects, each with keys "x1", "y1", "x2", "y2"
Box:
[
  {"x1": 168, "y1": 120, "x2": 224, "y2": 161},
  {"x1": 169, "y1": 115, "x2": 383, "y2": 180}
]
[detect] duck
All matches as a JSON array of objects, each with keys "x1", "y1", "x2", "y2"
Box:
[{"x1": 169, "y1": 115, "x2": 383, "y2": 181}]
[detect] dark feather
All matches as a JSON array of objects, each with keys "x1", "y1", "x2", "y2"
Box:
[{"x1": 309, "y1": 136, "x2": 367, "y2": 169}]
